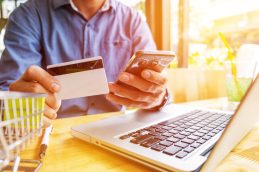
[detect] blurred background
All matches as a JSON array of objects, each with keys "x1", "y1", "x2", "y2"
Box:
[{"x1": 1, "y1": 0, "x2": 259, "y2": 69}]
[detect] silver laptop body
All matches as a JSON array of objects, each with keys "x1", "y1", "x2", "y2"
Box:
[{"x1": 71, "y1": 75, "x2": 259, "y2": 172}]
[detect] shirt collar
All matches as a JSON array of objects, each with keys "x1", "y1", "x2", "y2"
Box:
[
  {"x1": 53, "y1": 0, "x2": 116, "y2": 11},
  {"x1": 70, "y1": 0, "x2": 79, "y2": 11},
  {"x1": 53, "y1": 0, "x2": 70, "y2": 9},
  {"x1": 100, "y1": 0, "x2": 117, "y2": 12},
  {"x1": 109, "y1": 0, "x2": 117, "y2": 11}
]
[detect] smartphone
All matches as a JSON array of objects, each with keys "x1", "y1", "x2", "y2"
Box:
[{"x1": 123, "y1": 50, "x2": 176, "y2": 76}]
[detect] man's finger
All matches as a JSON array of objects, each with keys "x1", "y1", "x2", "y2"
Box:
[
  {"x1": 118, "y1": 72, "x2": 163, "y2": 94},
  {"x1": 10, "y1": 80, "x2": 61, "y2": 111},
  {"x1": 44, "y1": 104, "x2": 58, "y2": 120},
  {"x1": 10, "y1": 80, "x2": 50, "y2": 93},
  {"x1": 45, "y1": 94, "x2": 61, "y2": 111},
  {"x1": 106, "y1": 93, "x2": 151, "y2": 109},
  {"x1": 22, "y1": 65, "x2": 61, "y2": 93},
  {"x1": 141, "y1": 69, "x2": 167, "y2": 86},
  {"x1": 109, "y1": 83, "x2": 156, "y2": 103}
]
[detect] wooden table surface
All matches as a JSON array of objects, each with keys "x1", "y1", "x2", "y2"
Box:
[{"x1": 20, "y1": 98, "x2": 259, "y2": 172}]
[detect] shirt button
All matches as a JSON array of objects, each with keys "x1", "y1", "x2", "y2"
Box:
[{"x1": 84, "y1": 53, "x2": 90, "y2": 58}]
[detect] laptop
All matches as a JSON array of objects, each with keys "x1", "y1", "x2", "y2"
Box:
[{"x1": 71, "y1": 75, "x2": 259, "y2": 172}]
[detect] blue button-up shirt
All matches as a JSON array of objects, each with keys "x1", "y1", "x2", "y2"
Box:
[{"x1": 0, "y1": 0, "x2": 156, "y2": 117}]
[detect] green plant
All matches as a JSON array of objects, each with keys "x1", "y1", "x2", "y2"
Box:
[{"x1": 219, "y1": 32, "x2": 237, "y2": 76}]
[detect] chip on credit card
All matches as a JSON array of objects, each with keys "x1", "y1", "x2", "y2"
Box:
[{"x1": 47, "y1": 56, "x2": 109, "y2": 100}]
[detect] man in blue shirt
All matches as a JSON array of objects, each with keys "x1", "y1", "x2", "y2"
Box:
[{"x1": 0, "y1": 0, "x2": 168, "y2": 126}]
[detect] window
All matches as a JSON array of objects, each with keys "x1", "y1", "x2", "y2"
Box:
[
  {"x1": 0, "y1": 0, "x2": 27, "y2": 53},
  {"x1": 170, "y1": 0, "x2": 259, "y2": 68},
  {"x1": 117, "y1": 0, "x2": 146, "y2": 20},
  {"x1": 1, "y1": 0, "x2": 26, "y2": 18}
]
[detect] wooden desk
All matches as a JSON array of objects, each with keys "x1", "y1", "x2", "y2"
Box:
[{"x1": 20, "y1": 99, "x2": 259, "y2": 172}]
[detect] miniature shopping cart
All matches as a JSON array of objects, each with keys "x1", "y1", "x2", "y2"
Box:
[{"x1": 0, "y1": 91, "x2": 46, "y2": 172}]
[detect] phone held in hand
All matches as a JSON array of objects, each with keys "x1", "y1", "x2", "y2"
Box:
[
  {"x1": 123, "y1": 50, "x2": 176, "y2": 76},
  {"x1": 115, "y1": 50, "x2": 176, "y2": 110}
]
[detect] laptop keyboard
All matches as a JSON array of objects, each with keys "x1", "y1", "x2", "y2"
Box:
[{"x1": 119, "y1": 110, "x2": 232, "y2": 159}]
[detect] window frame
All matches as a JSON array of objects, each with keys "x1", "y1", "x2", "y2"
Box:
[
  {"x1": 145, "y1": 0, "x2": 172, "y2": 51},
  {"x1": 145, "y1": 0, "x2": 189, "y2": 68}
]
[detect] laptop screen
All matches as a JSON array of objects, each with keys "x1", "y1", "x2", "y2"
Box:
[{"x1": 201, "y1": 74, "x2": 259, "y2": 171}]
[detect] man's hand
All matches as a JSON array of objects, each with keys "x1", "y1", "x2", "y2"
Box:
[
  {"x1": 9, "y1": 65, "x2": 61, "y2": 127},
  {"x1": 107, "y1": 69, "x2": 167, "y2": 109}
]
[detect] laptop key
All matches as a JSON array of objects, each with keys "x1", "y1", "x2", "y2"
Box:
[
  {"x1": 184, "y1": 147, "x2": 195, "y2": 153},
  {"x1": 196, "y1": 139, "x2": 206, "y2": 144},
  {"x1": 207, "y1": 132, "x2": 216, "y2": 137},
  {"x1": 151, "y1": 144, "x2": 167, "y2": 151},
  {"x1": 145, "y1": 127, "x2": 156, "y2": 132},
  {"x1": 199, "y1": 121, "x2": 209, "y2": 126},
  {"x1": 169, "y1": 129, "x2": 179, "y2": 134},
  {"x1": 223, "y1": 121, "x2": 229, "y2": 125},
  {"x1": 154, "y1": 135, "x2": 168, "y2": 141},
  {"x1": 175, "y1": 142, "x2": 189, "y2": 148},
  {"x1": 207, "y1": 124, "x2": 218, "y2": 128},
  {"x1": 179, "y1": 131, "x2": 191, "y2": 136},
  {"x1": 174, "y1": 134, "x2": 185, "y2": 139},
  {"x1": 202, "y1": 135, "x2": 212, "y2": 140},
  {"x1": 179, "y1": 119, "x2": 187, "y2": 123},
  {"x1": 149, "y1": 132, "x2": 160, "y2": 136},
  {"x1": 159, "y1": 140, "x2": 174, "y2": 147},
  {"x1": 212, "y1": 121, "x2": 222, "y2": 126},
  {"x1": 203, "y1": 126, "x2": 214, "y2": 131},
  {"x1": 162, "y1": 126, "x2": 173, "y2": 130},
  {"x1": 173, "y1": 121, "x2": 183, "y2": 125},
  {"x1": 181, "y1": 138, "x2": 195, "y2": 144},
  {"x1": 155, "y1": 128, "x2": 167, "y2": 133},
  {"x1": 138, "y1": 129, "x2": 148, "y2": 134},
  {"x1": 198, "y1": 129, "x2": 209, "y2": 134},
  {"x1": 132, "y1": 133, "x2": 142, "y2": 138},
  {"x1": 220, "y1": 124, "x2": 227, "y2": 128},
  {"x1": 176, "y1": 151, "x2": 188, "y2": 159},
  {"x1": 190, "y1": 120, "x2": 199, "y2": 124},
  {"x1": 168, "y1": 124, "x2": 178, "y2": 128},
  {"x1": 193, "y1": 132, "x2": 205, "y2": 137},
  {"x1": 140, "y1": 138, "x2": 160, "y2": 148},
  {"x1": 203, "y1": 119, "x2": 213, "y2": 123},
  {"x1": 190, "y1": 142, "x2": 201, "y2": 148},
  {"x1": 162, "y1": 132, "x2": 174, "y2": 137},
  {"x1": 163, "y1": 146, "x2": 182, "y2": 155},
  {"x1": 217, "y1": 127, "x2": 224, "y2": 131},
  {"x1": 187, "y1": 135, "x2": 200, "y2": 140},
  {"x1": 130, "y1": 134, "x2": 153, "y2": 144},
  {"x1": 174, "y1": 127, "x2": 185, "y2": 131},
  {"x1": 211, "y1": 129, "x2": 221, "y2": 134},
  {"x1": 128, "y1": 132, "x2": 138, "y2": 136},
  {"x1": 167, "y1": 137, "x2": 180, "y2": 143},
  {"x1": 195, "y1": 123, "x2": 206, "y2": 128},
  {"x1": 180, "y1": 125, "x2": 189, "y2": 129},
  {"x1": 190, "y1": 126, "x2": 201, "y2": 130},
  {"x1": 185, "y1": 128, "x2": 196, "y2": 133},
  {"x1": 184, "y1": 122, "x2": 193, "y2": 126},
  {"x1": 119, "y1": 135, "x2": 130, "y2": 140}
]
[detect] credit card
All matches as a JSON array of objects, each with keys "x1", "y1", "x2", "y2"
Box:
[{"x1": 47, "y1": 56, "x2": 109, "y2": 100}]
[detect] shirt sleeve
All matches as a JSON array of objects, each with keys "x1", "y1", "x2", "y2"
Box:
[
  {"x1": 0, "y1": 3, "x2": 42, "y2": 91},
  {"x1": 131, "y1": 12, "x2": 157, "y2": 53}
]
